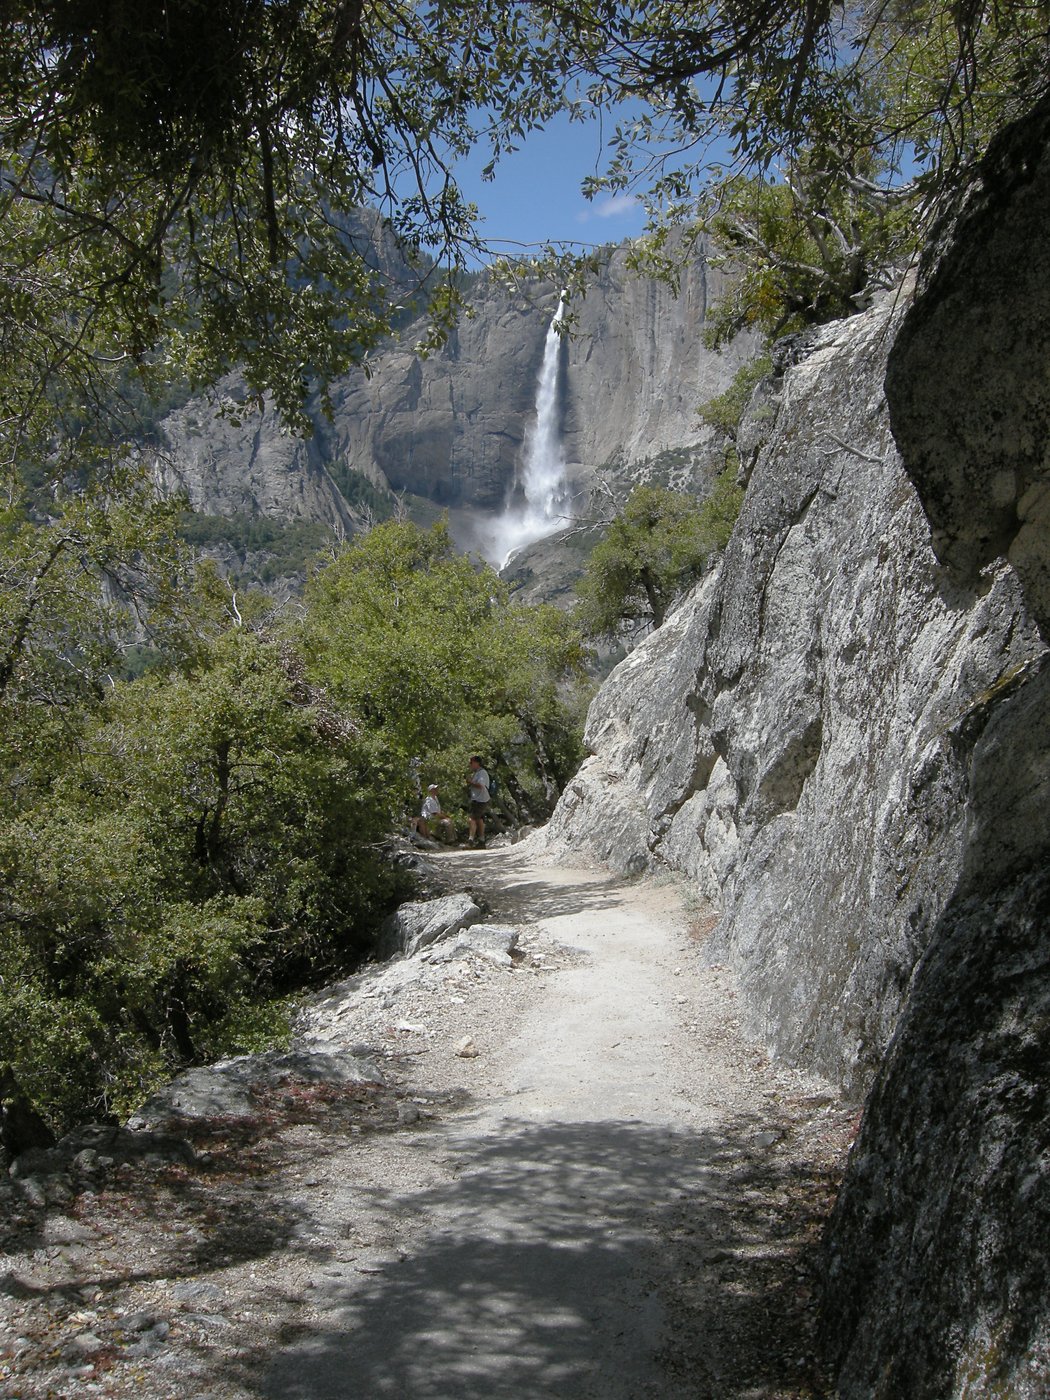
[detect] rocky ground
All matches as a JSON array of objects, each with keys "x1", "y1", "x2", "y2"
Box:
[{"x1": 0, "y1": 844, "x2": 857, "y2": 1399}]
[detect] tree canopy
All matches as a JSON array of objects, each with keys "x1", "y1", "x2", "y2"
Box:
[
  {"x1": 563, "y1": 2, "x2": 1050, "y2": 335},
  {"x1": 3, "y1": 1, "x2": 1046, "y2": 457},
  {"x1": 0, "y1": 624, "x2": 401, "y2": 1136},
  {"x1": 0, "y1": 1, "x2": 578, "y2": 449},
  {"x1": 2, "y1": 0, "x2": 1047, "y2": 1148},
  {"x1": 0, "y1": 519, "x2": 590, "y2": 1144},
  {"x1": 301, "y1": 518, "x2": 588, "y2": 809}
]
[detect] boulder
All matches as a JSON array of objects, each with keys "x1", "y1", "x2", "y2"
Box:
[
  {"x1": 126, "y1": 1048, "x2": 384, "y2": 1129},
  {"x1": 425, "y1": 923, "x2": 519, "y2": 967},
  {"x1": 376, "y1": 892, "x2": 482, "y2": 960}
]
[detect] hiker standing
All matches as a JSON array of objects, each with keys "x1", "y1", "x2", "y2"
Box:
[{"x1": 466, "y1": 756, "x2": 490, "y2": 847}]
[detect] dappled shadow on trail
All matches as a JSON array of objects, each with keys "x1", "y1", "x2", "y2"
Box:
[
  {"x1": 5, "y1": 1084, "x2": 396, "y2": 1306},
  {"x1": 473, "y1": 876, "x2": 632, "y2": 927},
  {"x1": 248, "y1": 1112, "x2": 837, "y2": 1400},
  {"x1": 431, "y1": 849, "x2": 634, "y2": 928}
]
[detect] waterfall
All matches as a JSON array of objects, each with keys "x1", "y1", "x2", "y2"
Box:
[{"x1": 483, "y1": 292, "x2": 571, "y2": 569}]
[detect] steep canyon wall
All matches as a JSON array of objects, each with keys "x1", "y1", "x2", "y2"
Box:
[
  {"x1": 543, "y1": 290, "x2": 1043, "y2": 1099},
  {"x1": 150, "y1": 240, "x2": 753, "y2": 549},
  {"x1": 540, "y1": 97, "x2": 1050, "y2": 1394},
  {"x1": 824, "y1": 95, "x2": 1050, "y2": 1398}
]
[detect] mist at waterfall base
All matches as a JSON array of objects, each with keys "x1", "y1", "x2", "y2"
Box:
[{"x1": 480, "y1": 294, "x2": 571, "y2": 571}]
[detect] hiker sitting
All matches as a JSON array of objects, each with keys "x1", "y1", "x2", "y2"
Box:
[{"x1": 411, "y1": 785, "x2": 454, "y2": 841}]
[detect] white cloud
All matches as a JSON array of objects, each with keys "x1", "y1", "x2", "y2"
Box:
[{"x1": 577, "y1": 192, "x2": 640, "y2": 223}]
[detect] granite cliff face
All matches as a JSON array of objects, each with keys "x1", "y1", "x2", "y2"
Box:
[
  {"x1": 539, "y1": 100, "x2": 1050, "y2": 1397},
  {"x1": 886, "y1": 92, "x2": 1050, "y2": 637},
  {"x1": 151, "y1": 239, "x2": 753, "y2": 557},
  {"x1": 151, "y1": 387, "x2": 357, "y2": 533},
  {"x1": 823, "y1": 97, "x2": 1050, "y2": 1399},
  {"x1": 319, "y1": 239, "x2": 754, "y2": 516},
  {"x1": 541, "y1": 290, "x2": 1043, "y2": 1097}
]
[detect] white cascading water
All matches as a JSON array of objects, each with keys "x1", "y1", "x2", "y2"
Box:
[{"x1": 483, "y1": 292, "x2": 571, "y2": 569}]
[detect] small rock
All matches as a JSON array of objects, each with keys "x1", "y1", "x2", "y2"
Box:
[
  {"x1": 43, "y1": 1215, "x2": 96, "y2": 1246},
  {"x1": 46, "y1": 1177, "x2": 75, "y2": 1205},
  {"x1": 455, "y1": 1036, "x2": 479, "y2": 1059},
  {"x1": 397, "y1": 1104, "x2": 422, "y2": 1124},
  {"x1": 171, "y1": 1280, "x2": 226, "y2": 1307},
  {"x1": 13, "y1": 1176, "x2": 47, "y2": 1208},
  {"x1": 119, "y1": 1311, "x2": 155, "y2": 1332},
  {"x1": 124, "y1": 1337, "x2": 161, "y2": 1359},
  {"x1": 68, "y1": 1331, "x2": 106, "y2": 1357},
  {"x1": 0, "y1": 1272, "x2": 45, "y2": 1300}
]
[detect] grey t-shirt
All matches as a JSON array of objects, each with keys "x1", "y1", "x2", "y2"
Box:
[{"x1": 469, "y1": 768, "x2": 490, "y2": 803}]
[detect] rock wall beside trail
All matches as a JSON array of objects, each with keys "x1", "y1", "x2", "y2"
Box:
[
  {"x1": 821, "y1": 95, "x2": 1050, "y2": 1400},
  {"x1": 886, "y1": 92, "x2": 1050, "y2": 638},
  {"x1": 543, "y1": 288, "x2": 1045, "y2": 1099},
  {"x1": 543, "y1": 94, "x2": 1050, "y2": 1399},
  {"x1": 822, "y1": 863, "x2": 1050, "y2": 1397}
]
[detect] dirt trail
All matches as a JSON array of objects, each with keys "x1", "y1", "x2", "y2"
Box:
[
  {"x1": 0, "y1": 848, "x2": 855, "y2": 1400},
  {"x1": 261, "y1": 848, "x2": 850, "y2": 1399}
]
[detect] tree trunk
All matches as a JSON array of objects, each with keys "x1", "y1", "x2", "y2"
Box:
[{"x1": 640, "y1": 568, "x2": 666, "y2": 628}]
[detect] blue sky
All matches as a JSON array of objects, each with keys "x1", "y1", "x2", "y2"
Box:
[{"x1": 450, "y1": 107, "x2": 651, "y2": 260}]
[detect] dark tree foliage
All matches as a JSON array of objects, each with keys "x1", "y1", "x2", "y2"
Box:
[
  {"x1": 0, "y1": 629, "x2": 406, "y2": 1137},
  {"x1": 0, "y1": 2, "x2": 579, "y2": 446},
  {"x1": 301, "y1": 518, "x2": 588, "y2": 815}
]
